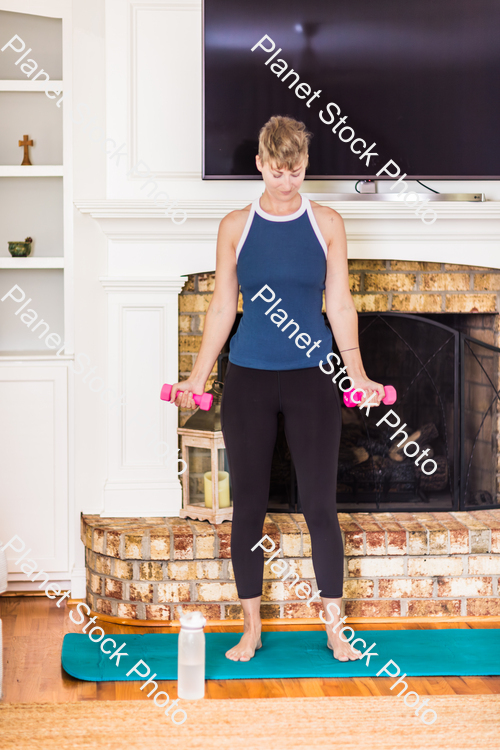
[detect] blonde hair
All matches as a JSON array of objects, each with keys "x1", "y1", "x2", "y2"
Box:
[{"x1": 258, "y1": 116, "x2": 311, "y2": 171}]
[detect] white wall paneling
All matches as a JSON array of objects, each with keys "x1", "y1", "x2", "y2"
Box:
[
  {"x1": 129, "y1": 0, "x2": 201, "y2": 179},
  {"x1": 99, "y1": 276, "x2": 185, "y2": 516},
  {"x1": 0, "y1": 363, "x2": 68, "y2": 580},
  {"x1": 106, "y1": 0, "x2": 202, "y2": 198}
]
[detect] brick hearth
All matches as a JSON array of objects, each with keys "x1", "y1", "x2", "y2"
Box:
[{"x1": 82, "y1": 511, "x2": 500, "y2": 621}]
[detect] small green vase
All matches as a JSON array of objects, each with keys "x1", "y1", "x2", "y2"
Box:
[{"x1": 8, "y1": 237, "x2": 32, "y2": 257}]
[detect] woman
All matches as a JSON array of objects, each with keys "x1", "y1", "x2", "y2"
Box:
[{"x1": 170, "y1": 116, "x2": 385, "y2": 663}]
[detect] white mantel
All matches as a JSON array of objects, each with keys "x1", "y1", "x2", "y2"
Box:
[{"x1": 77, "y1": 197, "x2": 500, "y2": 271}]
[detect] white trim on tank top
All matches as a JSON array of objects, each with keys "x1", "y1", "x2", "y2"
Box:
[
  {"x1": 236, "y1": 194, "x2": 328, "y2": 260},
  {"x1": 235, "y1": 200, "x2": 257, "y2": 260},
  {"x1": 304, "y1": 197, "x2": 329, "y2": 259},
  {"x1": 254, "y1": 193, "x2": 307, "y2": 222}
]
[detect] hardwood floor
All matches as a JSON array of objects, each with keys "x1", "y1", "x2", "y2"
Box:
[{"x1": 1, "y1": 597, "x2": 500, "y2": 703}]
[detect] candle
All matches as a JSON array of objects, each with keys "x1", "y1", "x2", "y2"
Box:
[{"x1": 204, "y1": 471, "x2": 230, "y2": 508}]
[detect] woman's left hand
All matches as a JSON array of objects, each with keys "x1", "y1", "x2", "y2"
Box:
[{"x1": 347, "y1": 377, "x2": 385, "y2": 408}]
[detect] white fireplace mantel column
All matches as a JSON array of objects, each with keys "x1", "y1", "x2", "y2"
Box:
[
  {"x1": 75, "y1": 202, "x2": 222, "y2": 517},
  {"x1": 75, "y1": 202, "x2": 219, "y2": 517},
  {"x1": 98, "y1": 276, "x2": 185, "y2": 517}
]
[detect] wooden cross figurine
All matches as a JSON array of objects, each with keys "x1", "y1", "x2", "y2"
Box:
[{"x1": 19, "y1": 134, "x2": 33, "y2": 166}]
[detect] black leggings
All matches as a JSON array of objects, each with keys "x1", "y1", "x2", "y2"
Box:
[{"x1": 220, "y1": 361, "x2": 344, "y2": 599}]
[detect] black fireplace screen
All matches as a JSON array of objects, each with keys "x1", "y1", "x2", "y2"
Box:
[
  {"x1": 461, "y1": 333, "x2": 500, "y2": 508},
  {"x1": 218, "y1": 312, "x2": 500, "y2": 512}
]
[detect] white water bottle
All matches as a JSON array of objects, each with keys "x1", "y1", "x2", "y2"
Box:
[{"x1": 177, "y1": 611, "x2": 206, "y2": 700}]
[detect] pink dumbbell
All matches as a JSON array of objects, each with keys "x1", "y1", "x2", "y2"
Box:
[
  {"x1": 160, "y1": 383, "x2": 213, "y2": 411},
  {"x1": 343, "y1": 385, "x2": 397, "y2": 408}
]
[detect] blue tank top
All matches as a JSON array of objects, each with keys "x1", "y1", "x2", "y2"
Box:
[{"x1": 229, "y1": 194, "x2": 333, "y2": 370}]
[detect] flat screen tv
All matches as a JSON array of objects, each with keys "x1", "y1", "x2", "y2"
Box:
[{"x1": 203, "y1": 0, "x2": 500, "y2": 179}]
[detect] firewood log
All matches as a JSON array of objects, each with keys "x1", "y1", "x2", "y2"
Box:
[
  {"x1": 352, "y1": 446, "x2": 369, "y2": 464},
  {"x1": 339, "y1": 444, "x2": 369, "y2": 468},
  {"x1": 388, "y1": 423, "x2": 439, "y2": 462}
]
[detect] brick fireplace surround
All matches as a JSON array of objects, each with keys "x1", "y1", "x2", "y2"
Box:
[{"x1": 83, "y1": 261, "x2": 500, "y2": 623}]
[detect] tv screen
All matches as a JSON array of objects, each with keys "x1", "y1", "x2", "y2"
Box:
[{"x1": 203, "y1": 0, "x2": 500, "y2": 179}]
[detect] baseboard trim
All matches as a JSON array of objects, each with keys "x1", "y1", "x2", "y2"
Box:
[{"x1": 1, "y1": 590, "x2": 70, "y2": 598}]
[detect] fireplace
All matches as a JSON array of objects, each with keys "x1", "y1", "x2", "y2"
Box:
[{"x1": 216, "y1": 311, "x2": 500, "y2": 513}]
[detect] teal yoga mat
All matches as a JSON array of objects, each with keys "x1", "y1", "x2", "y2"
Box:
[{"x1": 62, "y1": 629, "x2": 500, "y2": 681}]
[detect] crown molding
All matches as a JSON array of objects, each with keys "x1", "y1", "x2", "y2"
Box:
[{"x1": 99, "y1": 276, "x2": 187, "y2": 293}]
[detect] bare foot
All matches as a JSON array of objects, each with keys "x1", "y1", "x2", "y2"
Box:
[
  {"x1": 225, "y1": 629, "x2": 262, "y2": 662},
  {"x1": 327, "y1": 632, "x2": 363, "y2": 662}
]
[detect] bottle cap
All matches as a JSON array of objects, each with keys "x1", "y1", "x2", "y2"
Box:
[{"x1": 179, "y1": 610, "x2": 207, "y2": 630}]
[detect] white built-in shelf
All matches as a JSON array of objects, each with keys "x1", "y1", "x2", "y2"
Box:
[
  {"x1": 0, "y1": 351, "x2": 72, "y2": 361},
  {"x1": 0, "y1": 257, "x2": 64, "y2": 269},
  {"x1": 0, "y1": 79, "x2": 63, "y2": 92},
  {"x1": 0, "y1": 165, "x2": 63, "y2": 177}
]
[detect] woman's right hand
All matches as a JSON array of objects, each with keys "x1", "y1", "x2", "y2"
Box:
[{"x1": 169, "y1": 379, "x2": 207, "y2": 410}]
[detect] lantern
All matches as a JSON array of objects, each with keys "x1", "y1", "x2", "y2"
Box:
[{"x1": 178, "y1": 382, "x2": 233, "y2": 523}]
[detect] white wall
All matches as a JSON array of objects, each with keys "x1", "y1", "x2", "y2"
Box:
[
  {"x1": 0, "y1": 177, "x2": 63, "y2": 257},
  {"x1": 0, "y1": 92, "x2": 63, "y2": 164},
  {"x1": 0, "y1": 9, "x2": 62, "y2": 79},
  {"x1": 71, "y1": 0, "x2": 108, "y2": 589},
  {"x1": 0, "y1": 269, "x2": 64, "y2": 350}
]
